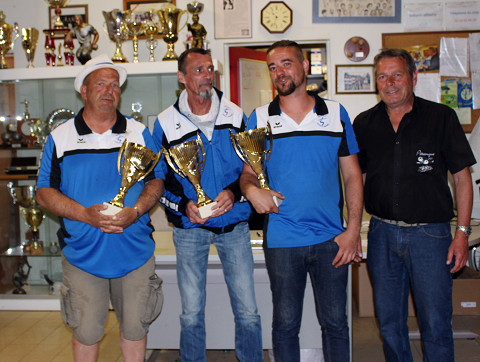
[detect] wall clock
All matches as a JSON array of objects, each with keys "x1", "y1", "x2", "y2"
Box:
[{"x1": 261, "y1": 1, "x2": 293, "y2": 34}]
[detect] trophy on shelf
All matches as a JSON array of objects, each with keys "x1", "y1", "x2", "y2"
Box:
[
  {"x1": 157, "y1": 3, "x2": 188, "y2": 60},
  {"x1": 142, "y1": 13, "x2": 160, "y2": 62},
  {"x1": 0, "y1": 11, "x2": 19, "y2": 69},
  {"x1": 164, "y1": 133, "x2": 217, "y2": 218},
  {"x1": 21, "y1": 27, "x2": 39, "y2": 68},
  {"x1": 126, "y1": 12, "x2": 143, "y2": 63},
  {"x1": 102, "y1": 140, "x2": 162, "y2": 215},
  {"x1": 103, "y1": 9, "x2": 130, "y2": 63},
  {"x1": 7, "y1": 182, "x2": 46, "y2": 255},
  {"x1": 45, "y1": 0, "x2": 71, "y2": 29},
  {"x1": 230, "y1": 123, "x2": 282, "y2": 206},
  {"x1": 186, "y1": 1, "x2": 207, "y2": 50}
]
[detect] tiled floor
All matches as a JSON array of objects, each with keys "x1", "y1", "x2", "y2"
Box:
[{"x1": 0, "y1": 309, "x2": 479, "y2": 361}]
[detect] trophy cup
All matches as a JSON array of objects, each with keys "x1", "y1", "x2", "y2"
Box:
[
  {"x1": 187, "y1": 1, "x2": 207, "y2": 49},
  {"x1": 142, "y1": 16, "x2": 160, "y2": 62},
  {"x1": 21, "y1": 28, "x2": 39, "y2": 68},
  {"x1": 7, "y1": 182, "x2": 46, "y2": 254},
  {"x1": 102, "y1": 140, "x2": 162, "y2": 215},
  {"x1": 157, "y1": 4, "x2": 188, "y2": 60},
  {"x1": 126, "y1": 13, "x2": 143, "y2": 63},
  {"x1": 0, "y1": 11, "x2": 19, "y2": 69},
  {"x1": 44, "y1": 0, "x2": 71, "y2": 28},
  {"x1": 230, "y1": 123, "x2": 282, "y2": 206},
  {"x1": 163, "y1": 133, "x2": 217, "y2": 218},
  {"x1": 103, "y1": 9, "x2": 130, "y2": 63}
]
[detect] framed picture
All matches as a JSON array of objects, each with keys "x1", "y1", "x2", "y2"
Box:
[
  {"x1": 123, "y1": 0, "x2": 175, "y2": 12},
  {"x1": 313, "y1": 0, "x2": 401, "y2": 23},
  {"x1": 48, "y1": 5, "x2": 88, "y2": 30},
  {"x1": 123, "y1": 0, "x2": 176, "y2": 39},
  {"x1": 214, "y1": 0, "x2": 252, "y2": 39},
  {"x1": 336, "y1": 64, "x2": 376, "y2": 94}
]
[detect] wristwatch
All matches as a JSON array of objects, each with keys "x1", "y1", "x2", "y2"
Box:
[{"x1": 456, "y1": 225, "x2": 472, "y2": 236}]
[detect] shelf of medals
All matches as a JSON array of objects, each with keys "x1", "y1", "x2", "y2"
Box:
[{"x1": 0, "y1": 59, "x2": 223, "y2": 82}]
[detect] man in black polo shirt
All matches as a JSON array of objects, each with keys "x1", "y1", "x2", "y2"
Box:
[{"x1": 353, "y1": 48, "x2": 475, "y2": 362}]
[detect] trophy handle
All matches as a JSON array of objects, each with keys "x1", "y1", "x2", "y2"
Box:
[
  {"x1": 7, "y1": 181, "x2": 17, "y2": 204},
  {"x1": 196, "y1": 133, "x2": 206, "y2": 172},
  {"x1": 137, "y1": 149, "x2": 162, "y2": 183},
  {"x1": 11, "y1": 22, "x2": 19, "y2": 49},
  {"x1": 265, "y1": 122, "x2": 273, "y2": 161},
  {"x1": 117, "y1": 139, "x2": 128, "y2": 175},
  {"x1": 178, "y1": 10, "x2": 189, "y2": 33},
  {"x1": 163, "y1": 148, "x2": 186, "y2": 178},
  {"x1": 229, "y1": 129, "x2": 249, "y2": 164}
]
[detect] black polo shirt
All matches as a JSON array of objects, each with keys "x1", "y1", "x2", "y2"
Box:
[{"x1": 353, "y1": 96, "x2": 476, "y2": 224}]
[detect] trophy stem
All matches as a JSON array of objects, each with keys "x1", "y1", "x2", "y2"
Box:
[
  {"x1": 132, "y1": 35, "x2": 139, "y2": 63},
  {"x1": 195, "y1": 184, "x2": 213, "y2": 207},
  {"x1": 163, "y1": 43, "x2": 178, "y2": 61},
  {"x1": 0, "y1": 54, "x2": 7, "y2": 69},
  {"x1": 112, "y1": 40, "x2": 127, "y2": 62},
  {"x1": 109, "y1": 189, "x2": 126, "y2": 208},
  {"x1": 258, "y1": 175, "x2": 271, "y2": 190}
]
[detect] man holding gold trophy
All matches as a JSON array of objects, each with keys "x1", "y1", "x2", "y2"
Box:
[
  {"x1": 36, "y1": 54, "x2": 165, "y2": 362},
  {"x1": 152, "y1": 48, "x2": 262, "y2": 362},
  {"x1": 240, "y1": 40, "x2": 364, "y2": 362}
]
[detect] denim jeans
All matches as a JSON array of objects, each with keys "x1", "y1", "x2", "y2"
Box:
[
  {"x1": 173, "y1": 222, "x2": 262, "y2": 362},
  {"x1": 367, "y1": 217, "x2": 454, "y2": 362},
  {"x1": 264, "y1": 239, "x2": 350, "y2": 362}
]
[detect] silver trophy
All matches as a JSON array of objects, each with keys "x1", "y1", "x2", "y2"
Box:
[{"x1": 103, "y1": 9, "x2": 130, "y2": 62}]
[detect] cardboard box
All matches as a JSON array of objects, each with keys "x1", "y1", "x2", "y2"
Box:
[
  {"x1": 353, "y1": 263, "x2": 480, "y2": 317},
  {"x1": 352, "y1": 262, "x2": 416, "y2": 317},
  {"x1": 452, "y1": 267, "x2": 480, "y2": 315}
]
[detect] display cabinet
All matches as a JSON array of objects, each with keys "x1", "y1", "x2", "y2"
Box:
[{"x1": 0, "y1": 60, "x2": 223, "y2": 310}]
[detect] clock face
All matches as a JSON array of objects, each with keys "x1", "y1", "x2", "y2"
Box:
[{"x1": 261, "y1": 1, "x2": 293, "y2": 34}]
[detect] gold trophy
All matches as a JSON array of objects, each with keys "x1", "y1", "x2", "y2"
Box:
[
  {"x1": 44, "y1": 0, "x2": 71, "y2": 28},
  {"x1": 0, "y1": 11, "x2": 19, "y2": 69},
  {"x1": 102, "y1": 140, "x2": 162, "y2": 215},
  {"x1": 126, "y1": 13, "x2": 143, "y2": 63},
  {"x1": 7, "y1": 182, "x2": 46, "y2": 254},
  {"x1": 230, "y1": 123, "x2": 282, "y2": 206},
  {"x1": 103, "y1": 9, "x2": 130, "y2": 63},
  {"x1": 164, "y1": 133, "x2": 217, "y2": 218},
  {"x1": 157, "y1": 4, "x2": 188, "y2": 60},
  {"x1": 187, "y1": 1, "x2": 207, "y2": 49},
  {"x1": 142, "y1": 15, "x2": 160, "y2": 62},
  {"x1": 21, "y1": 28, "x2": 39, "y2": 68}
]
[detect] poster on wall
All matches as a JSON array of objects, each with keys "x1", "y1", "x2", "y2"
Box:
[
  {"x1": 313, "y1": 0, "x2": 401, "y2": 23},
  {"x1": 403, "y1": 2, "x2": 443, "y2": 31},
  {"x1": 214, "y1": 0, "x2": 252, "y2": 38},
  {"x1": 445, "y1": 1, "x2": 480, "y2": 30}
]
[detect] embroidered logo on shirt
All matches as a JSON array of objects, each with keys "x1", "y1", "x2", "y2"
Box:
[
  {"x1": 316, "y1": 115, "x2": 330, "y2": 127},
  {"x1": 116, "y1": 135, "x2": 125, "y2": 144},
  {"x1": 272, "y1": 120, "x2": 282, "y2": 129},
  {"x1": 77, "y1": 137, "x2": 85, "y2": 143},
  {"x1": 416, "y1": 150, "x2": 434, "y2": 172},
  {"x1": 175, "y1": 122, "x2": 181, "y2": 130},
  {"x1": 223, "y1": 106, "x2": 233, "y2": 117}
]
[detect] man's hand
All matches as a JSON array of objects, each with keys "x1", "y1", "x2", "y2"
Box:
[
  {"x1": 332, "y1": 230, "x2": 360, "y2": 268},
  {"x1": 447, "y1": 233, "x2": 469, "y2": 273},
  {"x1": 246, "y1": 187, "x2": 284, "y2": 214},
  {"x1": 210, "y1": 189, "x2": 235, "y2": 218},
  {"x1": 83, "y1": 204, "x2": 137, "y2": 233}
]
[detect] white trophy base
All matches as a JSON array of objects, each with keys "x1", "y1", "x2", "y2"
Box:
[
  {"x1": 197, "y1": 201, "x2": 218, "y2": 219},
  {"x1": 273, "y1": 196, "x2": 282, "y2": 207},
  {"x1": 100, "y1": 202, "x2": 122, "y2": 216}
]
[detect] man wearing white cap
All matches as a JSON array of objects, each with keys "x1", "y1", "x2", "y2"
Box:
[{"x1": 37, "y1": 54, "x2": 166, "y2": 361}]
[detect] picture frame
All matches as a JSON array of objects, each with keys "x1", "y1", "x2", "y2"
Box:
[
  {"x1": 123, "y1": 0, "x2": 176, "y2": 39},
  {"x1": 48, "y1": 5, "x2": 88, "y2": 30},
  {"x1": 214, "y1": 0, "x2": 252, "y2": 39},
  {"x1": 335, "y1": 64, "x2": 376, "y2": 94},
  {"x1": 313, "y1": 0, "x2": 401, "y2": 23},
  {"x1": 123, "y1": 0, "x2": 175, "y2": 13}
]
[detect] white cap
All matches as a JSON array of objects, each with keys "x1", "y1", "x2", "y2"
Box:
[{"x1": 74, "y1": 54, "x2": 127, "y2": 93}]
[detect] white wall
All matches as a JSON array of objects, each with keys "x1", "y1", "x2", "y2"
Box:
[{"x1": 1, "y1": 0, "x2": 470, "y2": 119}]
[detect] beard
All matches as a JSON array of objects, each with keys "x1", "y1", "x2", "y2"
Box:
[
  {"x1": 275, "y1": 74, "x2": 305, "y2": 96},
  {"x1": 199, "y1": 84, "x2": 214, "y2": 99}
]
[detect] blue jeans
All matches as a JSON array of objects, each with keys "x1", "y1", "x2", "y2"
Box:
[
  {"x1": 367, "y1": 217, "x2": 454, "y2": 362},
  {"x1": 264, "y1": 239, "x2": 350, "y2": 362},
  {"x1": 173, "y1": 222, "x2": 262, "y2": 362}
]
